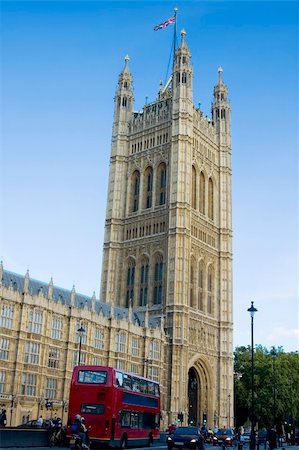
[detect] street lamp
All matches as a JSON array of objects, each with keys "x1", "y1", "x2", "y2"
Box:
[
  {"x1": 10, "y1": 394, "x2": 16, "y2": 426},
  {"x1": 247, "y1": 301, "x2": 258, "y2": 450},
  {"x1": 270, "y1": 347, "x2": 277, "y2": 428},
  {"x1": 77, "y1": 325, "x2": 85, "y2": 365},
  {"x1": 234, "y1": 372, "x2": 242, "y2": 429},
  {"x1": 228, "y1": 393, "x2": 231, "y2": 428}
]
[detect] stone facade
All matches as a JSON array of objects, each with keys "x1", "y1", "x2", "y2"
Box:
[
  {"x1": 101, "y1": 30, "x2": 233, "y2": 428},
  {"x1": 0, "y1": 30, "x2": 233, "y2": 430},
  {"x1": 0, "y1": 265, "x2": 166, "y2": 427}
]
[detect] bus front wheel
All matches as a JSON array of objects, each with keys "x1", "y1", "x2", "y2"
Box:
[{"x1": 120, "y1": 435, "x2": 127, "y2": 449}]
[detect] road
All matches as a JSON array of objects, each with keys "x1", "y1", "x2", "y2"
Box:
[{"x1": 4, "y1": 443, "x2": 297, "y2": 450}]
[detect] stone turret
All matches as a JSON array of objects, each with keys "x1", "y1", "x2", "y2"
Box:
[
  {"x1": 70, "y1": 285, "x2": 76, "y2": 306},
  {"x1": 212, "y1": 66, "x2": 231, "y2": 143},
  {"x1": 24, "y1": 269, "x2": 30, "y2": 293},
  {"x1": 172, "y1": 29, "x2": 193, "y2": 109},
  {"x1": 48, "y1": 277, "x2": 53, "y2": 299},
  {"x1": 112, "y1": 54, "x2": 134, "y2": 156}
]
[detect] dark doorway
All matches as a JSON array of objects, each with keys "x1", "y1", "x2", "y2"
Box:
[{"x1": 188, "y1": 367, "x2": 199, "y2": 426}]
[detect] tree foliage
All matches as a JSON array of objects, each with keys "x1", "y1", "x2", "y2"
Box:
[{"x1": 234, "y1": 346, "x2": 299, "y2": 431}]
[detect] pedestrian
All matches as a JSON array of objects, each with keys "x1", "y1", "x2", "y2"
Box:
[
  {"x1": 37, "y1": 415, "x2": 44, "y2": 427},
  {"x1": 266, "y1": 426, "x2": 277, "y2": 450},
  {"x1": 0, "y1": 409, "x2": 7, "y2": 427}
]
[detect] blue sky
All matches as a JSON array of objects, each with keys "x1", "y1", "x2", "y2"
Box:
[{"x1": 1, "y1": 1, "x2": 298, "y2": 352}]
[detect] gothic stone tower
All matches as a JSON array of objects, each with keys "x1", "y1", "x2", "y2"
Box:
[{"x1": 101, "y1": 31, "x2": 233, "y2": 428}]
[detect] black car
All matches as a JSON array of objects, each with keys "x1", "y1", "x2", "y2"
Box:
[
  {"x1": 167, "y1": 426, "x2": 204, "y2": 450},
  {"x1": 212, "y1": 429, "x2": 234, "y2": 446},
  {"x1": 17, "y1": 419, "x2": 53, "y2": 428}
]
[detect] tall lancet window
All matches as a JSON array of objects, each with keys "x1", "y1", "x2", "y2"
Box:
[
  {"x1": 126, "y1": 259, "x2": 135, "y2": 307},
  {"x1": 207, "y1": 265, "x2": 214, "y2": 315},
  {"x1": 190, "y1": 258, "x2": 195, "y2": 307},
  {"x1": 198, "y1": 261, "x2": 204, "y2": 311},
  {"x1": 145, "y1": 167, "x2": 153, "y2": 209},
  {"x1": 132, "y1": 171, "x2": 140, "y2": 212},
  {"x1": 208, "y1": 178, "x2": 214, "y2": 220},
  {"x1": 192, "y1": 166, "x2": 197, "y2": 209},
  {"x1": 157, "y1": 163, "x2": 166, "y2": 206},
  {"x1": 199, "y1": 172, "x2": 205, "y2": 214},
  {"x1": 139, "y1": 257, "x2": 149, "y2": 306},
  {"x1": 153, "y1": 254, "x2": 163, "y2": 304}
]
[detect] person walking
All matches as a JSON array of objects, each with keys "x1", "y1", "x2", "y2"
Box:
[
  {"x1": 0, "y1": 409, "x2": 7, "y2": 427},
  {"x1": 266, "y1": 426, "x2": 277, "y2": 450}
]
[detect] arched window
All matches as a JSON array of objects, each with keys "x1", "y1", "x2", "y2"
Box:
[
  {"x1": 132, "y1": 171, "x2": 140, "y2": 212},
  {"x1": 198, "y1": 261, "x2": 204, "y2": 311},
  {"x1": 156, "y1": 163, "x2": 166, "y2": 206},
  {"x1": 153, "y1": 254, "x2": 163, "y2": 304},
  {"x1": 192, "y1": 166, "x2": 197, "y2": 209},
  {"x1": 199, "y1": 172, "x2": 205, "y2": 214},
  {"x1": 139, "y1": 257, "x2": 149, "y2": 306},
  {"x1": 207, "y1": 265, "x2": 214, "y2": 314},
  {"x1": 208, "y1": 178, "x2": 214, "y2": 220},
  {"x1": 182, "y1": 72, "x2": 187, "y2": 84},
  {"x1": 144, "y1": 167, "x2": 153, "y2": 209},
  {"x1": 126, "y1": 259, "x2": 135, "y2": 307},
  {"x1": 190, "y1": 258, "x2": 196, "y2": 307}
]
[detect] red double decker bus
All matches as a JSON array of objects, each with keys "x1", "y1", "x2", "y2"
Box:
[{"x1": 67, "y1": 365, "x2": 160, "y2": 448}]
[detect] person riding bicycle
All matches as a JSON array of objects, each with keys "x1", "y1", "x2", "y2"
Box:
[
  {"x1": 70, "y1": 414, "x2": 88, "y2": 449},
  {"x1": 50, "y1": 417, "x2": 64, "y2": 446}
]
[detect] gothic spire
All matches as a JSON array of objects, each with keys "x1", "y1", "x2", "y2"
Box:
[{"x1": 212, "y1": 66, "x2": 230, "y2": 136}]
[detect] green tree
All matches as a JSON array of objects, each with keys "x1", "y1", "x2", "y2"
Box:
[{"x1": 234, "y1": 346, "x2": 299, "y2": 431}]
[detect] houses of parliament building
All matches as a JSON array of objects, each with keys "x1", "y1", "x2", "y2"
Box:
[{"x1": 0, "y1": 30, "x2": 233, "y2": 429}]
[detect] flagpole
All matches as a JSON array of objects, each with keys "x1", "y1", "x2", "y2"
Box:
[{"x1": 172, "y1": 7, "x2": 178, "y2": 78}]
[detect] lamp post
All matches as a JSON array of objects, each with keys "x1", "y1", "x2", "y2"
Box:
[
  {"x1": 270, "y1": 347, "x2": 277, "y2": 428},
  {"x1": 77, "y1": 325, "x2": 85, "y2": 365},
  {"x1": 234, "y1": 372, "x2": 242, "y2": 429},
  {"x1": 10, "y1": 394, "x2": 16, "y2": 426},
  {"x1": 248, "y1": 301, "x2": 258, "y2": 450},
  {"x1": 228, "y1": 393, "x2": 231, "y2": 428}
]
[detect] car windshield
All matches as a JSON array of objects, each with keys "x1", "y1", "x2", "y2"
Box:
[
  {"x1": 175, "y1": 427, "x2": 198, "y2": 435},
  {"x1": 217, "y1": 429, "x2": 232, "y2": 435}
]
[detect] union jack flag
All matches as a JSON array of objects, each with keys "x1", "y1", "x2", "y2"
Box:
[{"x1": 153, "y1": 15, "x2": 176, "y2": 31}]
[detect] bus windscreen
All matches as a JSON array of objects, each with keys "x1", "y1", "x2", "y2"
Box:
[{"x1": 78, "y1": 370, "x2": 107, "y2": 384}]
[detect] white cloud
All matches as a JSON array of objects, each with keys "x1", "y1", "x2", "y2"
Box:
[{"x1": 262, "y1": 326, "x2": 299, "y2": 344}]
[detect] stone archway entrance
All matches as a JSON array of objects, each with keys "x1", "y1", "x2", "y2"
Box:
[{"x1": 188, "y1": 367, "x2": 200, "y2": 426}]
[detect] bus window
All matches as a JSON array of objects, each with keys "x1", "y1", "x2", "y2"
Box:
[
  {"x1": 123, "y1": 374, "x2": 132, "y2": 390},
  {"x1": 154, "y1": 383, "x2": 160, "y2": 396},
  {"x1": 81, "y1": 403, "x2": 104, "y2": 414},
  {"x1": 147, "y1": 381, "x2": 155, "y2": 395},
  {"x1": 143, "y1": 412, "x2": 156, "y2": 429},
  {"x1": 78, "y1": 370, "x2": 107, "y2": 384},
  {"x1": 120, "y1": 411, "x2": 130, "y2": 427},
  {"x1": 131, "y1": 412, "x2": 139, "y2": 428},
  {"x1": 116, "y1": 371, "x2": 123, "y2": 387},
  {"x1": 132, "y1": 377, "x2": 140, "y2": 392},
  {"x1": 139, "y1": 379, "x2": 146, "y2": 393}
]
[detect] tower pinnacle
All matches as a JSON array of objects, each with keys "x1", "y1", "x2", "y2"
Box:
[
  {"x1": 180, "y1": 29, "x2": 187, "y2": 47},
  {"x1": 124, "y1": 54, "x2": 130, "y2": 73},
  {"x1": 218, "y1": 65, "x2": 223, "y2": 79}
]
